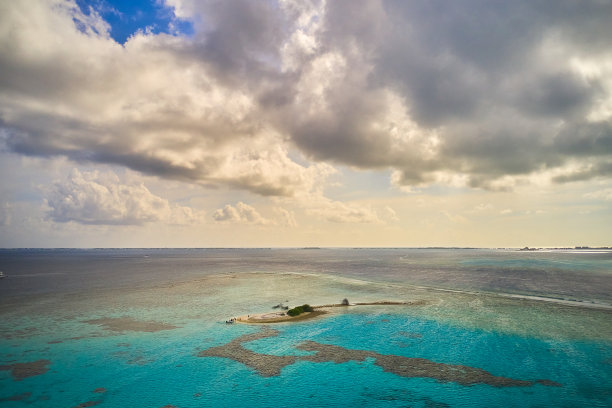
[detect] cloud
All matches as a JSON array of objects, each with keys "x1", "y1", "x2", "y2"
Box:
[
  {"x1": 274, "y1": 206, "x2": 298, "y2": 227},
  {"x1": 0, "y1": 202, "x2": 11, "y2": 226},
  {"x1": 281, "y1": 0, "x2": 612, "y2": 189},
  {"x1": 212, "y1": 202, "x2": 272, "y2": 225},
  {"x1": 1, "y1": 0, "x2": 612, "y2": 198},
  {"x1": 473, "y1": 204, "x2": 494, "y2": 213},
  {"x1": 441, "y1": 211, "x2": 468, "y2": 224},
  {"x1": 45, "y1": 169, "x2": 204, "y2": 225},
  {"x1": 382, "y1": 206, "x2": 399, "y2": 222},
  {"x1": 305, "y1": 197, "x2": 382, "y2": 224},
  {"x1": 584, "y1": 188, "x2": 612, "y2": 201},
  {"x1": 0, "y1": 0, "x2": 328, "y2": 198}
]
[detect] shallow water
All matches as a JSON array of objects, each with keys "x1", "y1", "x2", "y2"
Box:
[{"x1": 1, "y1": 249, "x2": 611, "y2": 407}]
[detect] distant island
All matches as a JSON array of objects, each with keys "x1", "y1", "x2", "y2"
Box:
[{"x1": 519, "y1": 246, "x2": 611, "y2": 251}]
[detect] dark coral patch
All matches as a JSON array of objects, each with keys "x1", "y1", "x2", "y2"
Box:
[
  {"x1": 0, "y1": 392, "x2": 32, "y2": 402},
  {"x1": 71, "y1": 401, "x2": 101, "y2": 408},
  {"x1": 198, "y1": 329, "x2": 296, "y2": 377},
  {"x1": 0, "y1": 359, "x2": 50, "y2": 380},
  {"x1": 536, "y1": 379, "x2": 562, "y2": 387},
  {"x1": 199, "y1": 329, "x2": 562, "y2": 388}
]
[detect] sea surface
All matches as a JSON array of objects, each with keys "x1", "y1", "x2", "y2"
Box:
[{"x1": 0, "y1": 248, "x2": 611, "y2": 407}]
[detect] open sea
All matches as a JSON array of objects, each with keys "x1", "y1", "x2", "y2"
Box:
[{"x1": 0, "y1": 248, "x2": 611, "y2": 407}]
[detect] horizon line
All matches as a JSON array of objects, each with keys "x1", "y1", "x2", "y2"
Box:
[{"x1": 1, "y1": 246, "x2": 610, "y2": 250}]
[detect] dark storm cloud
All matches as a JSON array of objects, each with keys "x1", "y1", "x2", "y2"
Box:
[
  {"x1": 181, "y1": 0, "x2": 287, "y2": 87},
  {"x1": 289, "y1": 88, "x2": 396, "y2": 167},
  {"x1": 282, "y1": 0, "x2": 612, "y2": 187},
  {"x1": 554, "y1": 121, "x2": 612, "y2": 156},
  {"x1": 516, "y1": 71, "x2": 599, "y2": 118}
]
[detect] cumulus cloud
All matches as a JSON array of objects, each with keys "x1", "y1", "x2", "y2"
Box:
[
  {"x1": 0, "y1": 0, "x2": 328, "y2": 198},
  {"x1": 304, "y1": 196, "x2": 382, "y2": 224},
  {"x1": 315, "y1": 0, "x2": 612, "y2": 189},
  {"x1": 1, "y1": 0, "x2": 612, "y2": 197},
  {"x1": 282, "y1": 0, "x2": 612, "y2": 189},
  {"x1": 45, "y1": 169, "x2": 205, "y2": 225},
  {"x1": 212, "y1": 202, "x2": 272, "y2": 225}
]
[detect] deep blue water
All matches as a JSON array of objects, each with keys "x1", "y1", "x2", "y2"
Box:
[
  {"x1": 1, "y1": 248, "x2": 611, "y2": 303},
  {"x1": 0, "y1": 248, "x2": 611, "y2": 407}
]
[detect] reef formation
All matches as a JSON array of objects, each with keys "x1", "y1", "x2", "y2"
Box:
[{"x1": 199, "y1": 329, "x2": 561, "y2": 388}]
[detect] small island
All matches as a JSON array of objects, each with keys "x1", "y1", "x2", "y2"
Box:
[
  {"x1": 235, "y1": 304, "x2": 327, "y2": 324},
  {"x1": 232, "y1": 299, "x2": 418, "y2": 324}
]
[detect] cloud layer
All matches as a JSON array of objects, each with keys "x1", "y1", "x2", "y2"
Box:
[{"x1": 1, "y1": 0, "x2": 611, "y2": 199}]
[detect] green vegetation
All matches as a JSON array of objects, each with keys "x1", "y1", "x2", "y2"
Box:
[{"x1": 287, "y1": 304, "x2": 314, "y2": 317}]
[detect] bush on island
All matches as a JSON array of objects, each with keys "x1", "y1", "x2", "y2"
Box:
[
  {"x1": 287, "y1": 307, "x2": 301, "y2": 316},
  {"x1": 287, "y1": 304, "x2": 314, "y2": 316}
]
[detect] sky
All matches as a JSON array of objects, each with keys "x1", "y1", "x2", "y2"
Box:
[{"x1": 0, "y1": 0, "x2": 611, "y2": 248}]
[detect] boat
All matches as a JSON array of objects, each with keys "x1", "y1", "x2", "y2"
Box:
[{"x1": 0, "y1": 271, "x2": 5, "y2": 279}]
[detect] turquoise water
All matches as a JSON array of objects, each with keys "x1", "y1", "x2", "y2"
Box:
[
  {"x1": 1, "y1": 249, "x2": 611, "y2": 407},
  {"x1": 2, "y1": 313, "x2": 611, "y2": 407}
]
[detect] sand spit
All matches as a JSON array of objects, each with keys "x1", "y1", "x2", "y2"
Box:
[
  {"x1": 235, "y1": 310, "x2": 328, "y2": 324},
  {"x1": 234, "y1": 300, "x2": 423, "y2": 324}
]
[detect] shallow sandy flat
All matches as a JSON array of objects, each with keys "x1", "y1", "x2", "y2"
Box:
[{"x1": 235, "y1": 310, "x2": 328, "y2": 324}]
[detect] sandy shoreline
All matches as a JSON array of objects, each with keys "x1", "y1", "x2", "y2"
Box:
[
  {"x1": 232, "y1": 301, "x2": 417, "y2": 324},
  {"x1": 235, "y1": 310, "x2": 328, "y2": 324}
]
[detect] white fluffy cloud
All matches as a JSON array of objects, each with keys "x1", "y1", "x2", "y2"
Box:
[
  {"x1": 212, "y1": 202, "x2": 272, "y2": 225},
  {"x1": 304, "y1": 196, "x2": 383, "y2": 224},
  {"x1": 45, "y1": 169, "x2": 205, "y2": 225}
]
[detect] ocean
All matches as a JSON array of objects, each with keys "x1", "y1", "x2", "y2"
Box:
[{"x1": 0, "y1": 248, "x2": 611, "y2": 407}]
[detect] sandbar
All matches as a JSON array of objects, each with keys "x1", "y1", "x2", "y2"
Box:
[
  {"x1": 235, "y1": 310, "x2": 328, "y2": 324},
  {"x1": 234, "y1": 301, "x2": 419, "y2": 324}
]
